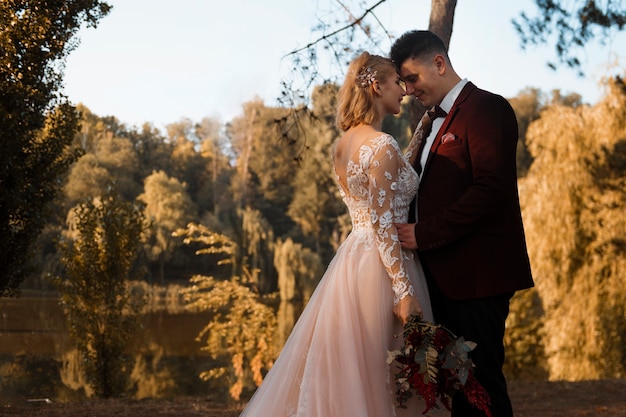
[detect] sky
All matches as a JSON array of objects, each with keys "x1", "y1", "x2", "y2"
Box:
[{"x1": 62, "y1": 0, "x2": 625, "y2": 131}]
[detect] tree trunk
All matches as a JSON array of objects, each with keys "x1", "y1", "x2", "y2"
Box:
[
  {"x1": 429, "y1": 0, "x2": 457, "y2": 49},
  {"x1": 240, "y1": 111, "x2": 256, "y2": 210},
  {"x1": 159, "y1": 253, "x2": 165, "y2": 285}
]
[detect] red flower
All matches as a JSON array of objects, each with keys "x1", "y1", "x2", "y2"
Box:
[{"x1": 387, "y1": 315, "x2": 492, "y2": 416}]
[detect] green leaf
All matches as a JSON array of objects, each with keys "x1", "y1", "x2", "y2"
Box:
[
  {"x1": 463, "y1": 340, "x2": 477, "y2": 352},
  {"x1": 458, "y1": 367, "x2": 469, "y2": 385}
]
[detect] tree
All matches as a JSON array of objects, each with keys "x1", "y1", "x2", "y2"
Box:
[
  {"x1": 126, "y1": 121, "x2": 173, "y2": 181},
  {"x1": 282, "y1": 0, "x2": 456, "y2": 100},
  {"x1": 228, "y1": 100, "x2": 261, "y2": 210},
  {"x1": 176, "y1": 222, "x2": 277, "y2": 402},
  {"x1": 519, "y1": 76, "x2": 626, "y2": 380},
  {"x1": 228, "y1": 100, "x2": 298, "y2": 237},
  {"x1": 513, "y1": 0, "x2": 626, "y2": 75},
  {"x1": 94, "y1": 134, "x2": 141, "y2": 200},
  {"x1": 74, "y1": 104, "x2": 128, "y2": 154},
  {"x1": 166, "y1": 119, "x2": 207, "y2": 201},
  {"x1": 503, "y1": 288, "x2": 548, "y2": 381},
  {"x1": 63, "y1": 112, "x2": 149, "y2": 208},
  {"x1": 239, "y1": 208, "x2": 277, "y2": 294},
  {"x1": 274, "y1": 238, "x2": 323, "y2": 302},
  {"x1": 185, "y1": 275, "x2": 277, "y2": 402},
  {"x1": 51, "y1": 188, "x2": 148, "y2": 398},
  {"x1": 0, "y1": 0, "x2": 111, "y2": 296},
  {"x1": 195, "y1": 116, "x2": 231, "y2": 218},
  {"x1": 63, "y1": 153, "x2": 111, "y2": 207},
  {"x1": 286, "y1": 83, "x2": 347, "y2": 259},
  {"x1": 508, "y1": 88, "x2": 543, "y2": 177},
  {"x1": 138, "y1": 170, "x2": 196, "y2": 283}
]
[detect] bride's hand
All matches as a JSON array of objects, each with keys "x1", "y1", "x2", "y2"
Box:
[{"x1": 393, "y1": 294, "x2": 423, "y2": 325}]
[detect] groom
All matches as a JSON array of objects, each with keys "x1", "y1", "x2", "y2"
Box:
[{"x1": 391, "y1": 31, "x2": 534, "y2": 417}]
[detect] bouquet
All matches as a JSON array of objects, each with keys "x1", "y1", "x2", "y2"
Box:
[{"x1": 387, "y1": 315, "x2": 492, "y2": 416}]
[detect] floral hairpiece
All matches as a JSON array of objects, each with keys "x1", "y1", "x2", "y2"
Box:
[{"x1": 356, "y1": 66, "x2": 377, "y2": 88}]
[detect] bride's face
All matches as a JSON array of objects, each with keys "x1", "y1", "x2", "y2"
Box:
[{"x1": 378, "y1": 73, "x2": 406, "y2": 116}]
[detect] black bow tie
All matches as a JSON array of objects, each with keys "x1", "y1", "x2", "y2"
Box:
[{"x1": 427, "y1": 105, "x2": 447, "y2": 120}]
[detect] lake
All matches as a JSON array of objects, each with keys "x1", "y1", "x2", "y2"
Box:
[{"x1": 0, "y1": 292, "x2": 301, "y2": 403}]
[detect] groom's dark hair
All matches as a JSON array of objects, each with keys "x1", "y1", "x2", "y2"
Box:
[{"x1": 389, "y1": 30, "x2": 449, "y2": 70}]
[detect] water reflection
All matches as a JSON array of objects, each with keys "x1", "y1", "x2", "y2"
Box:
[
  {"x1": 59, "y1": 349, "x2": 93, "y2": 397},
  {"x1": 0, "y1": 293, "x2": 302, "y2": 402}
]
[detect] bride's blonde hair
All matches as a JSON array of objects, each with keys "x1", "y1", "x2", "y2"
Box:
[{"x1": 335, "y1": 51, "x2": 397, "y2": 131}]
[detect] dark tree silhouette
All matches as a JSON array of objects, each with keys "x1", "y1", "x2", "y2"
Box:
[
  {"x1": 513, "y1": 0, "x2": 626, "y2": 75},
  {"x1": 0, "y1": 1, "x2": 112, "y2": 296}
]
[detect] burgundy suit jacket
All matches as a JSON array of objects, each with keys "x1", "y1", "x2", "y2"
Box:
[{"x1": 414, "y1": 82, "x2": 534, "y2": 300}]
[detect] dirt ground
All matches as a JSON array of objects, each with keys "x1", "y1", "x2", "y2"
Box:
[{"x1": 1, "y1": 379, "x2": 625, "y2": 417}]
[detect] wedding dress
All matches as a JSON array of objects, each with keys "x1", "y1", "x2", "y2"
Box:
[{"x1": 238, "y1": 134, "x2": 435, "y2": 417}]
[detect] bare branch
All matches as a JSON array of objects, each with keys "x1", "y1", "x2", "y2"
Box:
[{"x1": 284, "y1": 0, "x2": 388, "y2": 58}]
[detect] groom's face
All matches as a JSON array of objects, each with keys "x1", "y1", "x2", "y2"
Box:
[{"x1": 399, "y1": 55, "x2": 445, "y2": 107}]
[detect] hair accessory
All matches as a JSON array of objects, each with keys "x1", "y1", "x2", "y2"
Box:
[{"x1": 356, "y1": 66, "x2": 377, "y2": 88}]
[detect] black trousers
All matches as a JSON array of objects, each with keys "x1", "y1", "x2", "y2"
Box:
[{"x1": 424, "y1": 265, "x2": 514, "y2": 417}]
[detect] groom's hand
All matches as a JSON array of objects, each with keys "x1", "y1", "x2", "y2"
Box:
[{"x1": 395, "y1": 223, "x2": 418, "y2": 250}]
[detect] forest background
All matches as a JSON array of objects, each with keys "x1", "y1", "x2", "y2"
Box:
[{"x1": 1, "y1": 0, "x2": 625, "y2": 407}]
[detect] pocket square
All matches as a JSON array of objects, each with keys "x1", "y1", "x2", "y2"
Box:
[{"x1": 441, "y1": 132, "x2": 458, "y2": 144}]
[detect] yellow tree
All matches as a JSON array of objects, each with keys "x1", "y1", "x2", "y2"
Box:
[
  {"x1": 195, "y1": 116, "x2": 232, "y2": 218},
  {"x1": 94, "y1": 134, "x2": 141, "y2": 200},
  {"x1": 138, "y1": 170, "x2": 196, "y2": 283},
  {"x1": 286, "y1": 83, "x2": 348, "y2": 259},
  {"x1": 64, "y1": 154, "x2": 111, "y2": 206},
  {"x1": 520, "y1": 76, "x2": 626, "y2": 380},
  {"x1": 52, "y1": 188, "x2": 147, "y2": 398},
  {"x1": 274, "y1": 237, "x2": 323, "y2": 303},
  {"x1": 166, "y1": 119, "x2": 209, "y2": 205},
  {"x1": 176, "y1": 222, "x2": 277, "y2": 402}
]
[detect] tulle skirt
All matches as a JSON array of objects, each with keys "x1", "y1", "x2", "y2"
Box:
[{"x1": 239, "y1": 230, "x2": 435, "y2": 417}]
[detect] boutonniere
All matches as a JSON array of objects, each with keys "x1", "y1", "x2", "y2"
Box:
[{"x1": 441, "y1": 132, "x2": 458, "y2": 144}]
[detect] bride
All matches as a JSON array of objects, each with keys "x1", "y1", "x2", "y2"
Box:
[{"x1": 238, "y1": 51, "x2": 436, "y2": 417}]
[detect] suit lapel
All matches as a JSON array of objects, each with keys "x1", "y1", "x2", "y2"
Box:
[{"x1": 421, "y1": 83, "x2": 476, "y2": 177}]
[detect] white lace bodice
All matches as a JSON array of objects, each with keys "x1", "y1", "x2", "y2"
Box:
[{"x1": 335, "y1": 134, "x2": 419, "y2": 305}]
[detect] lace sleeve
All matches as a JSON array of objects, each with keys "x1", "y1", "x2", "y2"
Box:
[
  {"x1": 404, "y1": 111, "x2": 430, "y2": 167},
  {"x1": 366, "y1": 135, "x2": 415, "y2": 305}
]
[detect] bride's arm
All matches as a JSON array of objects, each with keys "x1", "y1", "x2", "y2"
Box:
[{"x1": 367, "y1": 135, "x2": 422, "y2": 320}]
